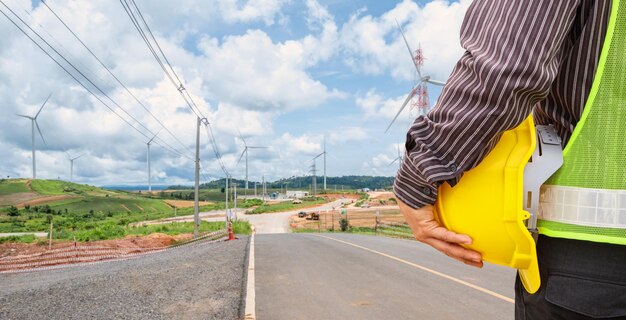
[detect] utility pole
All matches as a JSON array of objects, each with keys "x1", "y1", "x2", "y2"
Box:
[
  {"x1": 254, "y1": 181, "x2": 257, "y2": 197},
  {"x1": 225, "y1": 175, "x2": 229, "y2": 211},
  {"x1": 262, "y1": 175, "x2": 265, "y2": 201},
  {"x1": 234, "y1": 182, "x2": 237, "y2": 218},
  {"x1": 147, "y1": 131, "x2": 159, "y2": 192},
  {"x1": 193, "y1": 117, "x2": 202, "y2": 239}
]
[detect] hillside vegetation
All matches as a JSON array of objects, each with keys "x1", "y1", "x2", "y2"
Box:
[
  {"x1": 0, "y1": 179, "x2": 226, "y2": 241},
  {"x1": 169, "y1": 175, "x2": 395, "y2": 191}
]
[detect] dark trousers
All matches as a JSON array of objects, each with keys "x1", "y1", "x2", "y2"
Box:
[{"x1": 515, "y1": 235, "x2": 626, "y2": 319}]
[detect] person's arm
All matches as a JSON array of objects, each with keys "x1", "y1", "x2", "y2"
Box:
[{"x1": 394, "y1": 0, "x2": 581, "y2": 265}]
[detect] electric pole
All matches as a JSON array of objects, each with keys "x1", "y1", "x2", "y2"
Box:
[{"x1": 193, "y1": 117, "x2": 202, "y2": 239}]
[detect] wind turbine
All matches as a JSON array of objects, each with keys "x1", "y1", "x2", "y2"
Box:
[
  {"x1": 236, "y1": 131, "x2": 267, "y2": 192},
  {"x1": 66, "y1": 152, "x2": 85, "y2": 183},
  {"x1": 146, "y1": 130, "x2": 161, "y2": 192},
  {"x1": 16, "y1": 94, "x2": 52, "y2": 179},
  {"x1": 388, "y1": 144, "x2": 404, "y2": 169},
  {"x1": 385, "y1": 21, "x2": 447, "y2": 133}
]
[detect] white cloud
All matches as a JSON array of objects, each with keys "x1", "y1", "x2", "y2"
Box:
[
  {"x1": 339, "y1": 0, "x2": 470, "y2": 81},
  {"x1": 356, "y1": 89, "x2": 410, "y2": 120},
  {"x1": 218, "y1": 0, "x2": 290, "y2": 26},
  {"x1": 0, "y1": 0, "x2": 471, "y2": 184},
  {"x1": 328, "y1": 126, "x2": 368, "y2": 144}
]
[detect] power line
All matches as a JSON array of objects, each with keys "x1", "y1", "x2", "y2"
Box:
[
  {"x1": 119, "y1": 0, "x2": 203, "y2": 119},
  {"x1": 0, "y1": 1, "x2": 191, "y2": 160},
  {"x1": 126, "y1": 0, "x2": 206, "y2": 119},
  {"x1": 121, "y1": 0, "x2": 232, "y2": 180},
  {"x1": 41, "y1": 0, "x2": 194, "y2": 159}
]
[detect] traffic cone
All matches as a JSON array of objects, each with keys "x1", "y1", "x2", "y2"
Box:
[{"x1": 228, "y1": 221, "x2": 237, "y2": 241}]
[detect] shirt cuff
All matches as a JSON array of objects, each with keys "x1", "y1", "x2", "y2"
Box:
[{"x1": 393, "y1": 158, "x2": 438, "y2": 209}]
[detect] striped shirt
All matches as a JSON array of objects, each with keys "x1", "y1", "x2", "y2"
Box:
[{"x1": 394, "y1": 0, "x2": 611, "y2": 209}]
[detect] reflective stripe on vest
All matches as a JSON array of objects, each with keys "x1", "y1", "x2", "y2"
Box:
[
  {"x1": 540, "y1": 185, "x2": 626, "y2": 228},
  {"x1": 538, "y1": 0, "x2": 626, "y2": 245}
]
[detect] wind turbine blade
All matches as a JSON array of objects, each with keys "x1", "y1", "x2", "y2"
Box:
[
  {"x1": 426, "y1": 79, "x2": 446, "y2": 86},
  {"x1": 74, "y1": 154, "x2": 86, "y2": 160},
  {"x1": 237, "y1": 129, "x2": 247, "y2": 147},
  {"x1": 237, "y1": 148, "x2": 246, "y2": 165},
  {"x1": 35, "y1": 93, "x2": 52, "y2": 119},
  {"x1": 385, "y1": 85, "x2": 418, "y2": 133},
  {"x1": 396, "y1": 19, "x2": 422, "y2": 79},
  {"x1": 35, "y1": 121, "x2": 47, "y2": 146},
  {"x1": 16, "y1": 114, "x2": 31, "y2": 119},
  {"x1": 248, "y1": 146, "x2": 268, "y2": 149},
  {"x1": 388, "y1": 158, "x2": 399, "y2": 167},
  {"x1": 147, "y1": 128, "x2": 162, "y2": 144}
]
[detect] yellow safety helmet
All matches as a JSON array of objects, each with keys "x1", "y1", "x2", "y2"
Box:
[{"x1": 434, "y1": 115, "x2": 562, "y2": 294}]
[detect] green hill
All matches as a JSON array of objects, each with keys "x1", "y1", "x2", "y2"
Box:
[{"x1": 0, "y1": 179, "x2": 175, "y2": 236}]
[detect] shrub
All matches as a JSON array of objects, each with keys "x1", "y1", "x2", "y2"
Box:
[
  {"x1": 340, "y1": 218, "x2": 349, "y2": 232},
  {"x1": 7, "y1": 205, "x2": 19, "y2": 217}
]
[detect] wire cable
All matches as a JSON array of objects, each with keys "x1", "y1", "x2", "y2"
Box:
[
  {"x1": 41, "y1": 0, "x2": 194, "y2": 158},
  {"x1": 0, "y1": 1, "x2": 191, "y2": 160}
]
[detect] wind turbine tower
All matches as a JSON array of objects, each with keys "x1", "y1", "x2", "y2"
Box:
[
  {"x1": 237, "y1": 132, "x2": 267, "y2": 192},
  {"x1": 67, "y1": 153, "x2": 85, "y2": 183},
  {"x1": 323, "y1": 135, "x2": 327, "y2": 190},
  {"x1": 146, "y1": 130, "x2": 160, "y2": 192},
  {"x1": 16, "y1": 94, "x2": 52, "y2": 179}
]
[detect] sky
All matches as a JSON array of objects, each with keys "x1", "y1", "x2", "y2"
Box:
[{"x1": 0, "y1": 0, "x2": 471, "y2": 186}]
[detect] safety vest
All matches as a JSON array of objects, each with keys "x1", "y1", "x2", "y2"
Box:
[{"x1": 538, "y1": 0, "x2": 626, "y2": 245}]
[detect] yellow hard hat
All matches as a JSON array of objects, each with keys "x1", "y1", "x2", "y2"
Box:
[{"x1": 434, "y1": 116, "x2": 540, "y2": 294}]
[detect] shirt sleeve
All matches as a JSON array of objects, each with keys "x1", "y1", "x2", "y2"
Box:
[{"x1": 394, "y1": 0, "x2": 582, "y2": 209}]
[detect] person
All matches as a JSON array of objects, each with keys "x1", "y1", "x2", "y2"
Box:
[{"x1": 393, "y1": 0, "x2": 625, "y2": 319}]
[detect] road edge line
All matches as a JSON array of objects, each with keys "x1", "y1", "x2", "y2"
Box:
[
  {"x1": 313, "y1": 234, "x2": 515, "y2": 304},
  {"x1": 244, "y1": 230, "x2": 256, "y2": 319}
]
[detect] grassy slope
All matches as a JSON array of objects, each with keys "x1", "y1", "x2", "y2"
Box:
[{"x1": 0, "y1": 179, "x2": 30, "y2": 195}]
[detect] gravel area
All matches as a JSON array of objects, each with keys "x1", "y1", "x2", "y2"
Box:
[{"x1": 0, "y1": 236, "x2": 250, "y2": 320}]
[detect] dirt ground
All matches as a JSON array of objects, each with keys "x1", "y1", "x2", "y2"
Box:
[
  {"x1": 0, "y1": 233, "x2": 193, "y2": 258},
  {"x1": 368, "y1": 191, "x2": 395, "y2": 200},
  {"x1": 290, "y1": 207, "x2": 405, "y2": 231},
  {"x1": 164, "y1": 200, "x2": 214, "y2": 208}
]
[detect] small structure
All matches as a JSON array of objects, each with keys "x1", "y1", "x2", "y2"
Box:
[
  {"x1": 358, "y1": 188, "x2": 371, "y2": 193},
  {"x1": 286, "y1": 190, "x2": 309, "y2": 199}
]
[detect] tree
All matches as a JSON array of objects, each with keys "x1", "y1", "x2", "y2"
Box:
[{"x1": 7, "y1": 206, "x2": 19, "y2": 217}]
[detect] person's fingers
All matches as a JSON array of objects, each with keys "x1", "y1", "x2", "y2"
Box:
[
  {"x1": 430, "y1": 226, "x2": 473, "y2": 245},
  {"x1": 424, "y1": 237, "x2": 483, "y2": 266}
]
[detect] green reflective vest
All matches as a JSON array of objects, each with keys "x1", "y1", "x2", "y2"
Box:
[{"x1": 538, "y1": 0, "x2": 626, "y2": 245}]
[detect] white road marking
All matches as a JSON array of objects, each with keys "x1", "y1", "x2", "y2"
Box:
[
  {"x1": 245, "y1": 232, "x2": 256, "y2": 320},
  {"x1": 314, "y1": 234, "x2": 515, "y2": 304}
]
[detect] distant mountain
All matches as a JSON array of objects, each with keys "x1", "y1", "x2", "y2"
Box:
[
  {"x1": 168, "y1": 176, "x2": 395, "y2": 190},
  {"x1": 101, "y1": 185, "x2": 169, "y2": 191}
]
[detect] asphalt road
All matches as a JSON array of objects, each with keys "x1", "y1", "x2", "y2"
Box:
[
  {"x1": 244, "y1": 199, "x2": 350, "y2": 234},
  {"x1": 254, "y1": 233, "x2": 516, "y2": 320}
]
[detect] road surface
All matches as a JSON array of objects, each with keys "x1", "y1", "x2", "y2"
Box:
[
  {"x1": 253, "y1": 233, "x2": 516, "y2": 320},
  {"x1": 244, "y1": 199, "x2": 350, "y2": 234}
]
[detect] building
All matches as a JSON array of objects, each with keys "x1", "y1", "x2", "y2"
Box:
[{"x1": 286, "y1": 190, "x2": 309, "y2": 199}]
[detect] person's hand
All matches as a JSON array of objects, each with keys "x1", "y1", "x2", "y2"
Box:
[{"x1": 398, "y1": 199, "x2": 483, "y2": 268}]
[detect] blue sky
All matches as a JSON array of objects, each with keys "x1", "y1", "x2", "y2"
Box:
[{"x1": 0, "y1": 0, "x2": 471, "y2": 185}]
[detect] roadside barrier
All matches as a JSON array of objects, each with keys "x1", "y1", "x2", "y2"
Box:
[{"x1": 0, "y1": 229, "x2": 227, "y2": 273}]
